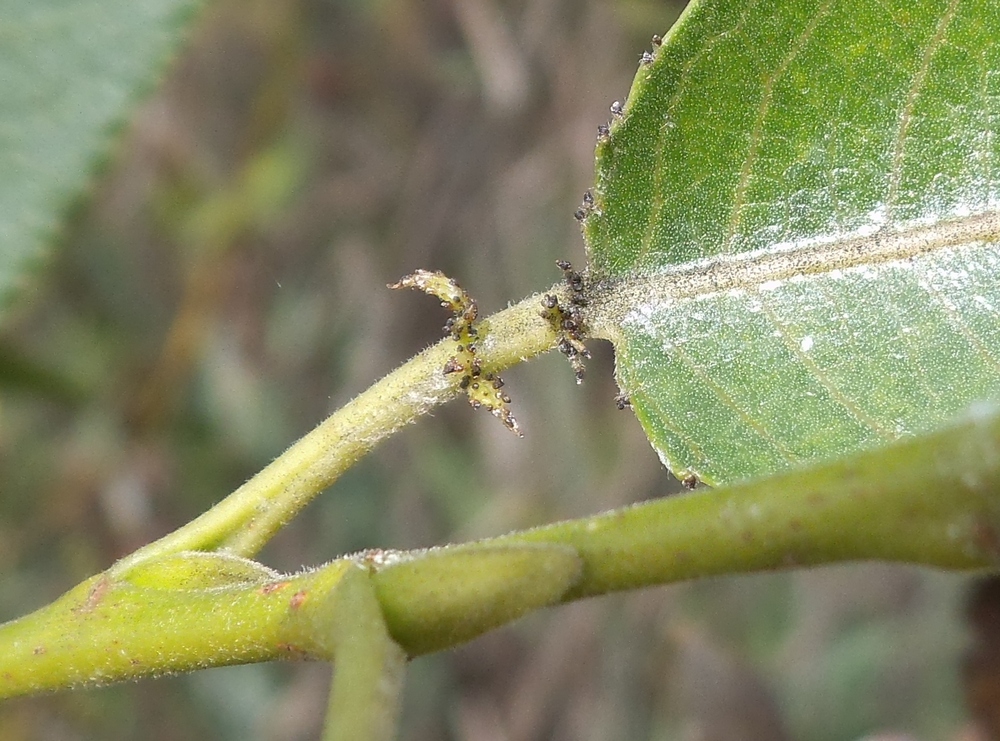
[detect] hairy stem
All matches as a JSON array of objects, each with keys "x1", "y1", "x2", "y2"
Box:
[
  {"x1": 499, "y1": 405, "x2": 1000, "y2": 593},
  {"x1": 0, "y1": 554, "x2": 354, "y2": 700},
  {"x1": 304, "y1": 567, "x2": 407, "y2": 741},
  {"x1": 112, "y1": 285, "x2": 567, "y2": 572},
  {"x1": 372, "y1": 404, "x2": 1000, "y2": 655}
]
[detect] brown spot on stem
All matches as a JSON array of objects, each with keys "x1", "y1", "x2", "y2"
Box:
[
  {"x1": 75, "y1": 575, "x2": 112, "y2": 614},
  {"x1": 289, "y1": 590, "x2": 309, "y2": 610},
  {"x1": 260, "y1": 581, "x2": 290, "y2": 595}
]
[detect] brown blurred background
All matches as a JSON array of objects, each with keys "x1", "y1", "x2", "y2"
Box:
[{"x1": 0, "y1": 0, "x2": 992, "y2": 739}]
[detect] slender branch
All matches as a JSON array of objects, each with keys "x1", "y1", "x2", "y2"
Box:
[
  {"x1": 112, "y1": 284, "x2": 567, "y2": 572},
  {"x1": 0, "y1": 280, "x2": 574, "y2": 703},
  {"x1": 317, "y1": 568, "x2": 406, "y2": 741}
]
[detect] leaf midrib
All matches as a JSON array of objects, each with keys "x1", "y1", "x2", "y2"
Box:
[{"x1": 588, "y1": 209, "x2": 1000, "y2": 338}]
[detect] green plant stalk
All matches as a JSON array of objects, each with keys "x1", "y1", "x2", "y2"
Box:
[
  {"x1": 113, "y1": 286, "x2": 568, "y2": 571},
  {"x1": 373, "y1": 403, "x2": 1000, "y2": 655},
  {"x1": 292, "y1": 566, "x2": 406, "y2": 741},
  {"x1": 0, "y1": 544, "x2": 580, "y2": 700},
  {"x1": 0, "y1": 553, "x2": 352, "y2": 699},
  {"x1": 371, "y1": 543, "x2": 583, "y2": 656}
]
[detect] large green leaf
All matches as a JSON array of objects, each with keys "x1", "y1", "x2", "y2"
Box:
[
  {"x1": 584, "y1": 0, "x2": 1000, "y2": 485},
  {"x1": 0, "y1": 0, "x2": 201, "y2": 313}
]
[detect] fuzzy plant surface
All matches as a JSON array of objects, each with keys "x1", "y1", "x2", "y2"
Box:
[{"x1": 4, "y1": 0, "x2": 1000, "y2": 739}]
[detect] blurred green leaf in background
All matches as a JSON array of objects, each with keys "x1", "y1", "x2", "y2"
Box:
[{"x1": 0, "y1": 0, "x2": 202, "y2": 314}]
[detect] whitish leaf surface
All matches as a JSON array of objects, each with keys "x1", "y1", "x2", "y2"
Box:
[
  {"x1": 583, "y1": 0, "x2": 1000, "y2": 485},
  {"x1": 0, "y1": 0, "x2": 200, "y2": 314}
]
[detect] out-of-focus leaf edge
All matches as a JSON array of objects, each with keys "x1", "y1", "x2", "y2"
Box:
[{"x1": 0, "y1": 1, "x2": 205, "y2": 321}]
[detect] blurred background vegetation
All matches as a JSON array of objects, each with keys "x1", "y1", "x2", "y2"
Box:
[{"x1": 0, "y1": 0, "x2": 993, "y2": 739}]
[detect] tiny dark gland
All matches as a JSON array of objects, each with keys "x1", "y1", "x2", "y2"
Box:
[
  {"x1": 472, "y1": 383, "x2": 479, "y2": 390},
  {"x1": 460, "y1": 376, "x2": 471, "y2": 389},
  {"x1": 597, "y1": 123, "x2": 610, "y2": 138},
  {"x1": 614, "y1": 394, "x2": 630, "y2": 410},
  {"x1": 544, "y1": 294, "x2": 558, "y2": 309},
  {"x1": 682, "y1": 474, "x2": 699, "y2": 490},
  {"x1": 610, "y1": 101, "x2": 624, "y2": 116},
  {"x1": 562, "y1": 318, "x2": 577, "y2": 330},
  {"x1": 640, "y1": 51, "x2": 654, "y2": 65},
  {"x1": 574, "y1": 208, "x2": 587, "y2": 221},
  {"x1": 492, "y1": 378, "x2": 504, "y2": 389},
  {"x1": 583, "y1": 190, "x2": 594, "y2": 205},
  {"x1": 501, "y1": 394, "x2": 512, "y2": 404},
  {"x1": 556, "y1": 259, "x2": 572, "y2": 271},
  {"x1": 652, "y1": 34, "x2": 662, "y2": 46}
]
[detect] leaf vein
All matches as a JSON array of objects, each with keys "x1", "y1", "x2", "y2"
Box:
[
  {"x1": 591, "y1": 214, "x2": 1000, "y2": 336},
  {"x1": 723, "y1": 0, "x2": 835, "y2": 253},
  {"x1": 636, "y1": 0, "x2": 759, "y2": 268},
  {"x1": 666, "y1": 340, "x2": 801, "y2": 464},
  {"x1": 759, "y1": 298, "x2": 896, "y2": 440},
  {"x1": 885, "y1": 0, "x2": 963, "y2": 216},
  {"x1": 913, "y1": 263, "x2": 1000, "y2": 373}
]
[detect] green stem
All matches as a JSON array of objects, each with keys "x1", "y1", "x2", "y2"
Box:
[
  {"x1": 0, "y1": 554, "x2": 354, "y2": 700},
  {"x1": 509, "y1": 407, "x2": 1000, "y2": 585},
  {"x1": 310, "y1": 568, "x2": 406, "y2": 741},
  {"x1": 112, "y1": 286, "x2": 565, "y2": 571},
  {"x1": 373, "y1": 405, "x2": 1000, "y2": 655}
]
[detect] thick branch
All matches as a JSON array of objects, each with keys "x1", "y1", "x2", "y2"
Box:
[{"x1": 374, "y1": 404, "x2": 1000, "y2": 655}]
